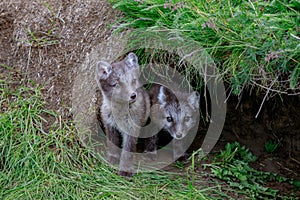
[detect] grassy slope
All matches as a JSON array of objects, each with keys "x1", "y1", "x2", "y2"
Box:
[
  {"x1": 0, "y1": 69, "x2": 239, "y2": 199},
  {"x1": 1, "y1": 67, "x2": 298, "y2": 199},
  {"x1": 110, "y1": 0, "x2": 300, "y2": 95}
]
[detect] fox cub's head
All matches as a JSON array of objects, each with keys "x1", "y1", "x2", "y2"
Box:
[
  {"x1": 157, "y1": 86, "x2": 200, "y2": 140},
  {"x1": 95, "y1": 53, "x2": 140, "y2": 103}
]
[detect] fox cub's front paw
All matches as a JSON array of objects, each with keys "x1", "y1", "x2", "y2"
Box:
[{"x1": 118, "y1": 170, "x2": 134, "y2": 177}]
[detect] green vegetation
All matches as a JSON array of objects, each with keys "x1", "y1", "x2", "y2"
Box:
[
  {"x1": 110, "y1": 0, "x2": 300, "y2": 95},
  {"x1": 0, "y1": 68, "x2": 237, "y2": 199},
  {"x1": 265, "y1": 140, "x2": 279, "y2": 153},
  {"x1": 203, "y1": 142, "x2": 298, "y2": 199},
  {"x1": 1, "y1": 1, "x2": 299, "y2": 198},
  {"x1": 25, "y1": 28, "x2": 60, "y2": 47},
  {"x1": 1, "y1": 67, "x2": 297, "y2": 199}
]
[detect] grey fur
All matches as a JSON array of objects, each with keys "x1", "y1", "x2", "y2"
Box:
[
  {"x1": 95, "y1": 53, "x2": 150, "y2": 177},
  {"x1": 147, "y1": 83, "x2": 200, "y2": 160}
]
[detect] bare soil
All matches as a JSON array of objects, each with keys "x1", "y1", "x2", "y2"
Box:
[{"x1": 0, "y1": 0, "x2": 299, "y2": 197}]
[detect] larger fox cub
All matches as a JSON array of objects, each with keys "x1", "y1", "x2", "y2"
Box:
[
  {"x1": 147, "y1": 83, "x2": 200, "y2": 160},
  {"x1": 95, "y1": 53, "x2": 150, "y2": 177}
]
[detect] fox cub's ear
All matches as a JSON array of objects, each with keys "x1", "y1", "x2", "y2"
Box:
[
  {"x1": 158, "y1": 86, "x2": 167, "y2": 106},
  {"x1": 95, "y1": 61, "x2": 112, "y2": 80},
  {"x1": 125, "y1": 52, "x2": 139, "y2": 69},
  {"x1": 188, "y1": 91, "x2": 200, "y2": 110}
]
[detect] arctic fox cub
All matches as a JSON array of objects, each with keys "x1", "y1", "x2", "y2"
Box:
[
  {"x1": 95, "y1": 53, "x2": 150, "y2": 177},
  {"x1": 147, "y1": 83, "x2": 200, "y2": 160}
]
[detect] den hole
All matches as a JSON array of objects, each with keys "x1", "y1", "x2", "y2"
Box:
[{"x1": 95, "y1": 50, "x2": 212, "y2": 157}]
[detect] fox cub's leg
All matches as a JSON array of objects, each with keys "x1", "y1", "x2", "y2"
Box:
[
  {"x1": 172, "y1": 138, "x2": 188, "y2": 161},
  {"x1": 119, "y1": 133, "x2": 138, "y2": 177},
  {"x1": 106, "y1": 126, "x2": 121, "y2": 165},
  {"x1": 143, "y1": 135, "x2": 158, "y2": 161}
]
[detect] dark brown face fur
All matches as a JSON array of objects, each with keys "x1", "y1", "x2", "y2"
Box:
[{"x1": 98, "y1": 67, "x2": 121, "y2": 98}]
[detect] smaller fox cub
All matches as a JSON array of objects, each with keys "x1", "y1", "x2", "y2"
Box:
[{"x1": 147, "y1": 83, "x2": 200, "y2": 160}]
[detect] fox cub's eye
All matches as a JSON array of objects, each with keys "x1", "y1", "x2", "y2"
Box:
[
  {"x1": 184, "y1": 116, "x2": 191, "y2": 122},
  {"x1": 166, "y1": 116, "x2": 173, "y2": 122},
  {"x1": 111, "y1": 83, "x2": 119, "y2": 87}
]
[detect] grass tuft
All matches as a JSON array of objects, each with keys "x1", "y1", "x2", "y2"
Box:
[{"x1": 110, "y1": 0, "x2": 300, "y2": 96}]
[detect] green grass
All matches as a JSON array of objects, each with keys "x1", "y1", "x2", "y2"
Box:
[
  {"x1": 202, "y1": 142, "x2": 294, "y2": 199},
  {"x1": 1, "y1": 72, "x2": 298, "y2": 199},
  {"x1": 110, "y1": 0, "x2": 300, "y2": 95},
  {"x1": 265, "y1": 140, "x2": 279, "y2": 153},
  {"x1": 0, "y1": 68, "x2": 241, "y2": 199}
]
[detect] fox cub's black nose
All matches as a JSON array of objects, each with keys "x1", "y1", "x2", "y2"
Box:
[
  {"x1": 130, "y1": 93, "x2": 137, "y2": 100},
  {"x1": 176, "y1": 133, "x2": 182, "y2": 139}
]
